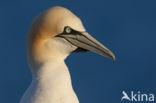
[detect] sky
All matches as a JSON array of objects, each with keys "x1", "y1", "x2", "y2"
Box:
[{"x1": 0, "y1": 0, "x2": 156, "y2": 103}]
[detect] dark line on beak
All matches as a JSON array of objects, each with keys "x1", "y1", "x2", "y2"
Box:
[
  {"x1": 61, "y1": 32, "x2": 109, "y2": 53},
  {"x1": 64, "y1": 36, "x2": 113, "y2": 58}
]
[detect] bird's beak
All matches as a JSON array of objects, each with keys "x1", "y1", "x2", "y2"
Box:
[{"x1": 57, "y1": 32, "x2": 115, "y2": 60}]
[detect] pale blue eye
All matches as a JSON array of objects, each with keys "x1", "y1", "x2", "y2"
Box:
[{"x1": 65, "y1": 27, "x2": 71, "y2": 33}]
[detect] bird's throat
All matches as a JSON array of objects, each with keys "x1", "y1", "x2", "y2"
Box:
[{"x1": 20, "y1": 60, "x2": 79, "y2": 103}]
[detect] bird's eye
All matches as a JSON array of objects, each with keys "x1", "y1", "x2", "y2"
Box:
[{"x1": 65, "y1": 26, "x2": 71, "y2": 33}]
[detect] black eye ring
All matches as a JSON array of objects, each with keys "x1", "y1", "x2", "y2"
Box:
[{"x1": 64, "y1": 26, "x2": 71, "y2": 33}]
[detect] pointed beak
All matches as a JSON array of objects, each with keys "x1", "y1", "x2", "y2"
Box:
[{"x1": 58, "y1": 32, "x2": 115, "y2": 60}]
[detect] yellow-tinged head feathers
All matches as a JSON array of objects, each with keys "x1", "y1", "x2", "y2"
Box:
[
  {"x1": 27, "y1": 6, "x2": 115, "y2": 71},
  {"x1": 27, "y1": 6, "x2": 85, "y2": 69},
  {"x1": 28, "y1": 6, "x2": 85, "y2": 41}
]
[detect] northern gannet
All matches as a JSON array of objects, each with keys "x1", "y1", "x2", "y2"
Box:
[{"x1": 20, "y1": 6, "x2": 115, "y2": 103}]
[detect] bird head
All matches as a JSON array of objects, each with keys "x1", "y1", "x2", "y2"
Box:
[{"x1": 27, "y1": 6, "x2": 115, "y2": 70}]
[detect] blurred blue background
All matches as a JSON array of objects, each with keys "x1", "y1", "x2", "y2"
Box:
[{"x1": 0, "y1": 0, "x2": 156, "y2": 103}]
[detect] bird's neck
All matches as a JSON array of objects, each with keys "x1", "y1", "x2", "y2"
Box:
[
  {"x1": 32, "y1": 60, "x2": 72, "y2": 88},
  {"x1": 21, "y1": 60, "x2": 79, "y2": 103}
]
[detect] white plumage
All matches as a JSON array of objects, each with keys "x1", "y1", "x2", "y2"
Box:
[{"x1": 20, "y1": 6, "x2": 115, "y2": 103}]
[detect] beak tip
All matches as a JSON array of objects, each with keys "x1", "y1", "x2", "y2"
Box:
[
  {"x1": 111, "y1": 55, "x2": 116, "y2": 61},
  {"x1": 112, "y1": 56, "x2": 116, "y2": 61},
  {"x1": 109, "y1": 52, "x2": 116, "y2": 61}
]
